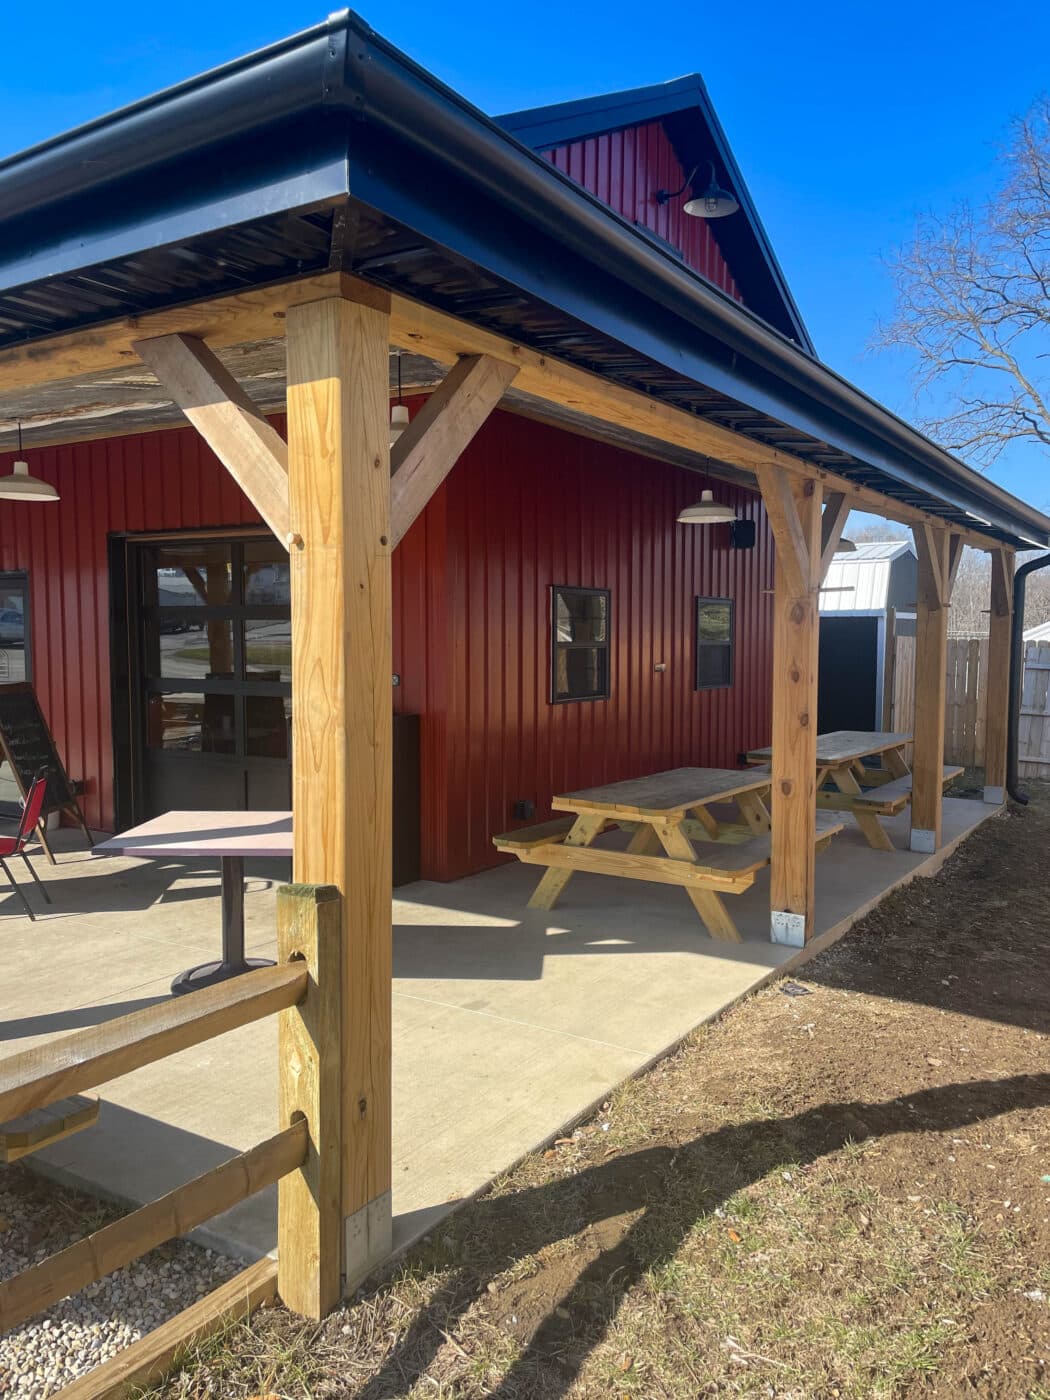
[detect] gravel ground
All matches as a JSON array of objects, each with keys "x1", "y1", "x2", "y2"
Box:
[{"x1": 0, "y1": 1164, "x2": 240, "y2": 1398}]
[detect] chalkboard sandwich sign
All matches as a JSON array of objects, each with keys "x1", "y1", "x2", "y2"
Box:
[{"x1": 0, "y1": 682, "x2": 92, "y2": 863}]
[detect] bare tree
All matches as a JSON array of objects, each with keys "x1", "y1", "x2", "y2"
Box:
[{"x1": 876, "y1": 97, "x2": 1050, "y2": 469}]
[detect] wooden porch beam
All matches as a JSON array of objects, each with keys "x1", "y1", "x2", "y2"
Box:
[
  {"x1": 984, "y1": 546, "x2": 1015, "y2": 804},
  {"x1": 910, "y1": 523, "x2": 951, "y2": 852},
  {"x1": 133, "y1": 333, "x2": 290, "y2": 545},
  {"x1": 286, "y1": 284, "x2": 393, "y2": 1295},
  {"x1": 0, "y1": 268, "x2": 1016, "y2": 553},
  {"x1": 389, "y1": 354, "x2": 518, "y2": 547},
  {"x1": 756, "y1": 469, "x2": 822, "y2": 946},
  {"x1": 947, "y1": 531, "x2": 965, "y2": 598},
  {"x1": 819, "y1": 490, "x2": 852, "y2": 580}
]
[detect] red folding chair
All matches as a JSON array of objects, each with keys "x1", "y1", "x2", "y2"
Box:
[{"x1": 0, "y1": 769, "x2": 52, "y2": 920}]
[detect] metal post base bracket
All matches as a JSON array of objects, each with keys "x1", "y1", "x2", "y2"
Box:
[
  {"x1": 910, "y1": 828, "x2": 937, "y2": 855},
  {"x1": 983, "y1": 785, "x2": 1005, "y2": 806},
  {"x1": 344, "y1": 1189, "x2": 393, "y2": 1297},
  {"x1": 770, "y1": 910, "x2": 806, "y2": 947}
]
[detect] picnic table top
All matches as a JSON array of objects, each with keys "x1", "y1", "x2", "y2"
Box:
[
  {"x1": 552, "y1": 767, "x2": 771, "y2": 819},
  {"x1": 746, "y1": 730, "x2": 912, "y2": 766},
  {"x1": 94, "y1": 810, "x2": 293, "y2": 860}
]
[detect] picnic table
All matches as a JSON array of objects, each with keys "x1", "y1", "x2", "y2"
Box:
[
  {"x1": 745, "y1": 731, "x2": 961, "y2": 851},
  {"x1": 94, "y1": 811, "x2": 292, "y2": 995},
  {"x1": 494, "y1": 767, "x2": 842, "y2": 943}
]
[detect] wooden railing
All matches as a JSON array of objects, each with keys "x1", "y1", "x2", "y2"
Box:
[{"x1": 0, "y1": 883, "x2": 342, "y2": 1399}]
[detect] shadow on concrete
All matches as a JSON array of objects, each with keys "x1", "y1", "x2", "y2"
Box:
[
  {"x1": 0, "y1": 996, "x2": 170, "y2": 1041},
  {"x1": 361, "y1": 1072, "x2": 1050, "y2": 1400}
]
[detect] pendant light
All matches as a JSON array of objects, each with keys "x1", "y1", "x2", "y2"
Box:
[
  {"x1": 683, "y1": 161, "x2": 740, "y2": 220},
  {"x1": 0, "y1": 424, "x2": 59, "y2": 502},
  {"x1": 677, "y1": 488, "x2": 737, "y2": 525},
  {"x1": 390, "y1": 352, "x2": 409, "y2": 445}
]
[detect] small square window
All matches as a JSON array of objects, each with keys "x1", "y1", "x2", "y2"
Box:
[
  {"x1": 696, "y1": 597, "x2": 734, "y2": 690},
  {"x1": 551, "y1": 587, "x2": 611, "y2": 703}
]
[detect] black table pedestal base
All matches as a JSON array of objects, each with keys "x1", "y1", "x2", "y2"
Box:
[{"x1": 171, "y1": 955, "x2": 276, "y2": 996}]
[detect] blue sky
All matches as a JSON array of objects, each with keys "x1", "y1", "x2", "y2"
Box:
[{"x1": 4, "y1": 0, "x2": 1049, "y2": 512}]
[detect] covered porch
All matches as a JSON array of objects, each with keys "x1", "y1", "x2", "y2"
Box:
[{"x1": 0, "y1": 795, "x2": 993, "y2": 1262}]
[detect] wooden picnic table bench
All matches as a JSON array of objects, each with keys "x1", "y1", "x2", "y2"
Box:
[
  {"x1": 746, "y1": 731, "x2": 960, "y2": 852},
  {"x1": 493, "y1": 767, "x2": 843, "y2": 943}
]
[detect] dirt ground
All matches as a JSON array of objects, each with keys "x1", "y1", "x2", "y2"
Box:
[{"x1": 143, "y1": 792, "x2": 1048, "y2": 1396}]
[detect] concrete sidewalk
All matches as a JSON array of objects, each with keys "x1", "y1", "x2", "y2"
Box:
[{"x1": 0, "y1": 797, "x2": 996, "y2": 1260}]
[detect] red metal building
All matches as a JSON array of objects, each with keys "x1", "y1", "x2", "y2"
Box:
[{"x1": 0, "y1": 75, "x2": 806, "y2": 881}]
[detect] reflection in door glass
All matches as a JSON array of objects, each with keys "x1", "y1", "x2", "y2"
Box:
[
  {"x1": 151, "y1": 543, "x2": 232, "y2": 607},
  {"x1": 0, "y1": 576, "x2": 29, "y2": 684},
  {"x1": 244, "y1": 618, "x2": 291, "y2": 681},
  {"x1": 244, "y1": 542, "x2": 290, "y2": 606},
  {"x1": 154, "y1": 620, "x2": 234, "y2": 680},
  {"x1": 147, "y1": 693, "x2": 236, "y2": 754}
]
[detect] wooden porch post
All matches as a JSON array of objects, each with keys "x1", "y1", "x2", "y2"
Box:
[
  {"x1": 285, "y1": 284, "x2": 393, "y2": 1293},
  {"x1": 758, "y1": 469, "x2": 823, "y2": 946},
  {"x1": 983, "y1": 547, "x2": 1014, "y2": 804},
  {"x1": 910, "y1": 525, "x2": 953, "y2": 851}
]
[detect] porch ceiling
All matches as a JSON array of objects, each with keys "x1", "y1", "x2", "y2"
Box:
[{"x1": 0, "y1": 13, "x2": 1046, "y2": 548}]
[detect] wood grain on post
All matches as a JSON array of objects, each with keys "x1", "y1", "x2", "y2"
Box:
[
  {"x1": 911, "y1": 525, "x2": 952, "y2": 849},
  {"x1": 277, "y1": 883, "x2": 344, "y2": 1319},
  {"x1": 983, "y1": 547, "x2": 1015, "y2": 800},
  {"x1": 286, "y1": 287, "x2": 394, "y2": 1293}
]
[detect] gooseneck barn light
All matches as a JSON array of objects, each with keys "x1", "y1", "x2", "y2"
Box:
[
  {"x1": 677, "y1": 488, "x2": 737, "y2": 525},
  {"x1": 0, "y1": 423, "x2": 59, "y2": 502},
  {"x1": 656, "y1": 161, "x2": 739, "y2": 219}
]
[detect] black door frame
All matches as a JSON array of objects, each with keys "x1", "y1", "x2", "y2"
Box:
[{"x1": 109, "y1": 525, "x2": 288, "y2": 831}]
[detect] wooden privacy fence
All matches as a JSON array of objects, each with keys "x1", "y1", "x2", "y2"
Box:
[
  {"x1": 0, "y1": 883, "x2": 341, "y2": 1400},
  {"x1": 891, "y1": 635, "x2": 1050, "y2": 774}
]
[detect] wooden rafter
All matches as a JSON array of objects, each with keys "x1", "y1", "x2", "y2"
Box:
[
  {"x1": 133, "y1": 333, "x2": 290, "y2": 545},
  {"x1": 0, "y1": 268, "x2": 1017, "y2": 554},
  {"x1": 818, "y1": 490, "x2": 852, "y2": 581},
  {"x1": 947, "y1": 532, "x2": 965, "y2": 600},
  {"x1": 389, "y1": 354, "x2": 518, "y2": 548}
]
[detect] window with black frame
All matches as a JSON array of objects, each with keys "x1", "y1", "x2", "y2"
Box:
[
  {"x1": 695, "y1": 597, "x2": 734, "y2": 690},
  {"x1": 551, "y1": 586, "x2": 611, "y2": 703},
  {"x1": 0, "y1": 572, "x2": 31, "y2": 685}
]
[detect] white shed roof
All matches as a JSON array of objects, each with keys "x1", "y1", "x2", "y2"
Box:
[
  {"x1": 1024, "y1": 618, "x2": 1050, "y2": 643},
  {"x1": 820, "y1": 539, "x2": 916, "y2": 614}
]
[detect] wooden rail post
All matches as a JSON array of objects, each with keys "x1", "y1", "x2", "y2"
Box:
[
  {"x1": 286, "y1": 283, "x2": 393, "y2": 1295},
  {"x1": 911, "y1": 525, "x2": 952, "y2": 851},
  {"x1": 983, "y1": 547, "x2": 1014, "y2": 804},
  {"x1": 757, "y1": 468, "x2": 822, "y2": 946},
  {"x1": 277, "y1": 884, "x2": 343, "y2": 1318}
]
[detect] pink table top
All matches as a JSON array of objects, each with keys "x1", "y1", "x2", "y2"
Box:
[{"x1": 94, "y1": 811, "x2": 293, "y2": 860}]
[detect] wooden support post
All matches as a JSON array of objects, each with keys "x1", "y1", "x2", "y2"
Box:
[
  {"x1": 277, "y1": 884, "x2": 343, "y2": 1319},
  {"x1": 286, "y1": 285, "x2": 393, "y2": 1295},
  {"x1": 911, "y1": 525, "x2": 952, "y2": 851},
  {"x1": 983, "y1": 547, "x2": 1014, "y2": 804},
  {"x1": 757, "y1": 467, "x2": 822, "y2": 946}
]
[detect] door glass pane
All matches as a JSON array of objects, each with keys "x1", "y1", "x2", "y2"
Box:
[
  {"x1": 244, "y1": 618, "x2": 291, "y2": 681},
  {"x1": 0, "y1": 579, "x2": 29, "y2": 683},
  {"x1": 244, "y1": 542, "x2": 291, "y2": 606},
  {"x1": 245, "y1": 695, "x2": 291, "y2": 759},
  {"x1": 150, "y1": 543, "x2": 232, "y2": 607},
  {"x1": 155, "y1": 620, "x2": 234, "y2": 680},
  {"x1": 147, "y1": 693, "x2": 236, "y2": 754}
]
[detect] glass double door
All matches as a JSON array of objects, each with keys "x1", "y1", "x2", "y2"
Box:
[{"x1": 130, "y1": 534, "x2": 292, "y2": 818}]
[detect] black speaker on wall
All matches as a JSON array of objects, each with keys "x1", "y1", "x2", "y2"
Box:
[{"x1": 730, "y1": 519, "x2": 756, "y2": 550}]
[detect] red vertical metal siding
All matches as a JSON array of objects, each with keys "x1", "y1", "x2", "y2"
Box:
[
  {"x1": 0, "y1": 403, "x2": 773, "y2": 879},
  {"x1": 544, "y1": 121, "x2": 743, "y2": 301},
  {"x1": 403, "y1": 407, "x2": 775, "y2": 881}
]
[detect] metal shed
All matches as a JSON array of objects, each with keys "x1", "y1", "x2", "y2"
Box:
[{"x1": 818, "y1": 541, "x2": 917, "y2": 732}]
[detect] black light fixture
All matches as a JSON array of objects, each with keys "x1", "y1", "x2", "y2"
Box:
[{"x1": 656, "y1": 160, "x2": 739, "y2": 220}]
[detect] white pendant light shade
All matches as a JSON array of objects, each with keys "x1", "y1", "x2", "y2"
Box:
[
  {"x1": 389, "y1": 403, "x2": 410, "y2": 446},
  {"x1": 0, "y1": 460, "x2": 58, "y2": 502},
  {"x1": 677, "y1": 488, "x2": 737, "y2": 525}
]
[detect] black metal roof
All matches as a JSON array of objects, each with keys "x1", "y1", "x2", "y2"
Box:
[
  {"x1": 498, "y1": 75, "x2": 814, "y2": 353},
  {"x1": 0, "y1": 10, "x2": 1045, "y2": 549}
]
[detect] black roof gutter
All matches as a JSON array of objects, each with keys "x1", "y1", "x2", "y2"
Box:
[{"x1": 0, "y1": 10, "x2": 1046, "y2": 548}]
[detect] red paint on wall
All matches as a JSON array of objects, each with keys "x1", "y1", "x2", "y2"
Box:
[
  {"x1": 0, "y1": 403, "x2": 774, "y2": 882},
  {"x1": 544, "y1": 121, "x2": 743, "y2": 301}
]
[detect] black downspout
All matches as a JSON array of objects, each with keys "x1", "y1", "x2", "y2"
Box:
[{"x1": 1007, "y1": 552, "x2": 1050, "y2": 803}]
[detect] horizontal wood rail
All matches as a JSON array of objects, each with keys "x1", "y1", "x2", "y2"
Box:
[
  {"x1": 0, "y1": 961, "x2": 307, "y2": 1124},
  {"x1": 0, "y1": 1120, "x2": 307, "y2": 1335},
  {"x1": 54, "y1": 1258, "x2": 278, "y2": 1400}
]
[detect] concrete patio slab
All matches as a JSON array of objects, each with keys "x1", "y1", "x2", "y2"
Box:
[{"x1": 0, "y1": 797, "x2": 997, "y2": 1262}]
